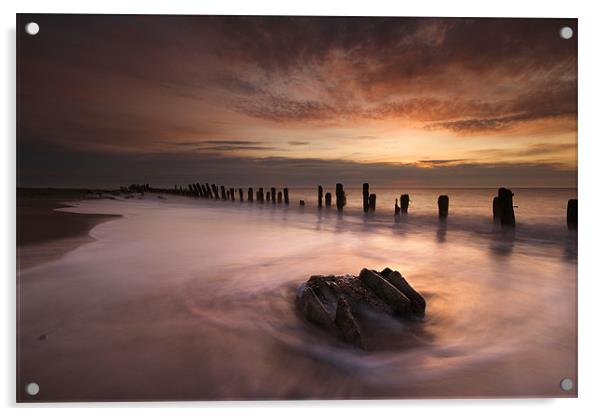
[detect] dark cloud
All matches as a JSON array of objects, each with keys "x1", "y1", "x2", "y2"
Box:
[
  {"x1": 288, "y1": 141, "x2": 309, "y2": 146},
  {"x1": 198, "y1": 145, "x2": 278, "y2": 152},
  {"x1": 208, "y1": 17, "x2": 576, "y2": 130},
  {"x1": 237, "y1": 95, "x2": 338, "y2": 122},
  {"x1": 17, "y1": 145, "x2": 576, "y2": 189},
  {"x1": 417, "y1": 159, "x2": 468, "y2": 165}
]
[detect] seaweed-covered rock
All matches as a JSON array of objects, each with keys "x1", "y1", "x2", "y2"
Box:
[{"x1": 296, "y1": 268, "x2": 426, "y2": 348}]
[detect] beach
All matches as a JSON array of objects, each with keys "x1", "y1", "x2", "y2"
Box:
[
  {"x1": 17, "y1": 189, "x2": 121, "y2": 269},
  {"x1": 16, "y1": 189, "x2": 577, "y2": 401}
]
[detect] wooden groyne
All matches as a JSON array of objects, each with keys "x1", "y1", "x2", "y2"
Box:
[
  {"x1": 493, "y1": 187, "x2": 515, "y2": 226},
  {"x1": 128, "y1": 183, "x2": 576, "y2": 228},
  {"x1": 438, "y1": 195, "x2": 449, "y2": 219},
  {"x1": 567, "y1": 199, "x2": 577, "y2": 229}
]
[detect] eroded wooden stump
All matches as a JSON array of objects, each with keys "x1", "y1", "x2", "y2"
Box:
[
  {"x1": 493, "y1": 187, "x2": 515, "y2": 226},
  {"x1": 400, "y1": 194, "x2": 409, "y2": 214},
  {"x1": 438, "y1": 195, "x2": 449, "y2": 219},
  {"x1": 567, "y1": 199, "x2": 577, "y2": 229}
]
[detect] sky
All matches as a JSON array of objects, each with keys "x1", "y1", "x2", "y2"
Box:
[{"x1": 17, "y1": 15, "x2": 577, "y2": 188}]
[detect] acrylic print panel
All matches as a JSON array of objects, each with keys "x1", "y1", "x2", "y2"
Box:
[{"x1": 16, "y1": 14, "x2": 578, "y2": 402}]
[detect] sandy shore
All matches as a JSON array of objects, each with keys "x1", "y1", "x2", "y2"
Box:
[
  {"x1": 16, "y1": 194, "x2": 576, "y2": 401},
  {"x1": 17, "y1": 188, "x2": 121, "y2": 269}
]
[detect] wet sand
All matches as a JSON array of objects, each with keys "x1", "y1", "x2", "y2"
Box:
[{"x1": 17, "y1": 189, "x2": 121, "y2": 269}]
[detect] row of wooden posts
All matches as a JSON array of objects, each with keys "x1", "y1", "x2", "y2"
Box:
[{"x1": 126, "y1": 183, "x2": 577, "y2": 229}]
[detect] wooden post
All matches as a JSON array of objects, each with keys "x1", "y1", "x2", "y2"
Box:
[
  {"x1": 238, "y1": 188, "x2": 244, "y2": 202},
  {"x1": 248, "y1": 187, "x2": 254, "y2": 202},
  {"x1": 266, "y1": 191, "x2": 271, "y2": 203},
  {"x1": 336, "y1": 183, "x2": 346, "y2": 211},
  {"x1": 400, "y1": 194, "x2": 410, "y2": 213},
  {"x1": 325, "y1": 192, "x2": 332, "y2": 207},
  {"x1": 368, "y1": 193, "x2": 376, "y2": 212},
  {"x1": 438, "y1": 195, "x2": 449, "y2": 219},
  {"x1": 284, "y1": 188, "x2": 289, "y2": 204},
  {"x1": 212, "y1": 184, "x2": 220, "y2": 200},
  {"x1": 300, "y1": 200, "x2": 305, "y2": 206},
  {"x1": 567, "y1": 199, "x2": 577, "y2": 229},
  {"x1": 205, "y1": 183, "x2": 212, "y2": 198},
  {"x1": 493, "y1": 187, "x2": 515, "y2": 226},
  {"x1": 318, "y1": 186, "x2": 323, "y2": 208},
  {"x1": 188, "y1": 184, "x2": 194, "y2": 195},
  {"x1": 257, "y1": 187, "x2": 264, "y2": 203},
  {"x1": 363, "y1": 183, "x2": 370, "y2": 213},
  {"x1": 277, "y1": 191, "x2": 283, "y2": 204},
  {"x1": 394, "y1": 199, "x2": 400, "y2": 217},
  {"x1": 220, "y1": 186, "x2": 227, "y2": 200},
  {"x1": 196, "y1": 183, "x2": 202, "y2": 197},
  {"x1": 270, "y1": 187, "x2": 276, "y2": 204}
]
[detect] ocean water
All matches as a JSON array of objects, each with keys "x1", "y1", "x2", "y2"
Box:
[{"x1": 17, "y1": 188, "x2": 577, "y2": 400}]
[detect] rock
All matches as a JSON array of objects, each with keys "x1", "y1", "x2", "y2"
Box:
[
  {"x1": 380, "y1": 268, "x2": 425, "y2": 316},
  {"x1": 335, "y1": 297, "x2": 363, "y2": 348},
  {"x1": 359, "y1": 268, "x2": 411, "y2": 314},
  {"x1": 297, "y1": 284, "x2": 333, "y2": 328},
  {"x1": 297, "y1": 267, "x2": 425, "y2": 348}
]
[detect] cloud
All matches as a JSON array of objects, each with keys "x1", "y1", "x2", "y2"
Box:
[
  {"x1": 17, "y1": 14, "x2": 578, "y2": 187},
  {"x1": 417, "y1": 159, "x2": 468, "y2": 166},
  {"x1": 18, "y1": 144, "x2": 577, "y2": 189}
]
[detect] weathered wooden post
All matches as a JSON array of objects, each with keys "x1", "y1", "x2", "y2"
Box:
[
  {"x1": 368, "y1": 193, "x2": 376, "y2": 212},
  {"x1": 567, "y1": 199, "x2": 577, "y2": 229},
  {"x1": 270, "y1": 187, "x2": 276, "y2": 204},
  {"x1": 212, "y1": 184, "x2": 220, "y2": 200},
  {"x1": 318, "y1": 186, "x2": 323, "y2": 208},
  {"x1": 248, "y1": 187, "x2": 254, "y2": 202},
  {"x1": 228, "y1": 188, "x2": 234, "y2": 201},
  {"x1": 493, "y1": 187, "x2": 515, "y2": 226},
  {"x1": 363, "y1": 183, "x2": 370, "y2": 213},
  {"x1": 325, "y1": 192, "x2": 332, "y2": 207},
  {"x1": 277, "y1": 191, "x2": 283, "y2": 204},
  {"x1": 266, "y1": 191, "x2": 271, "y2": 203},
  {"x1": 336, "y1": 183, "x2": 346, "y2": 211},
  {"x1": 220, "y1": 186, "x2": 227, "y2": 200},
  {"x1": 239, "y1": 188, "x2": 244, "y2": 202},
  {"x1": 205, "y1": 183, "x2": 212, "y2": 198},
  {"x1": 400, "y1": 194, "x2": 410, "y2": 214},
  {"x1": 200, "y1": 184, "x2": 206, "y2": 197},
  {"x1": 284, "y1": 188, "x2": 289, "y2": 204},
  {"x1": 196, "y1": 183, "x2": 202, "y2": 197},
  {"x1": 395, "y1": 199, "x2": 401, "y2": 217},
  {"x1": 188, "y1": 184, "x2": 194, "y2": 195},
  {"x1": 300, "y1": 200, "x2": 305, "y2": 206},
  {"x1": 257, "y1": 187, "x2": 264, "y2": 203},
  {"x1": 438, "y1": 195, "x2": 449, "y2": 219}
]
